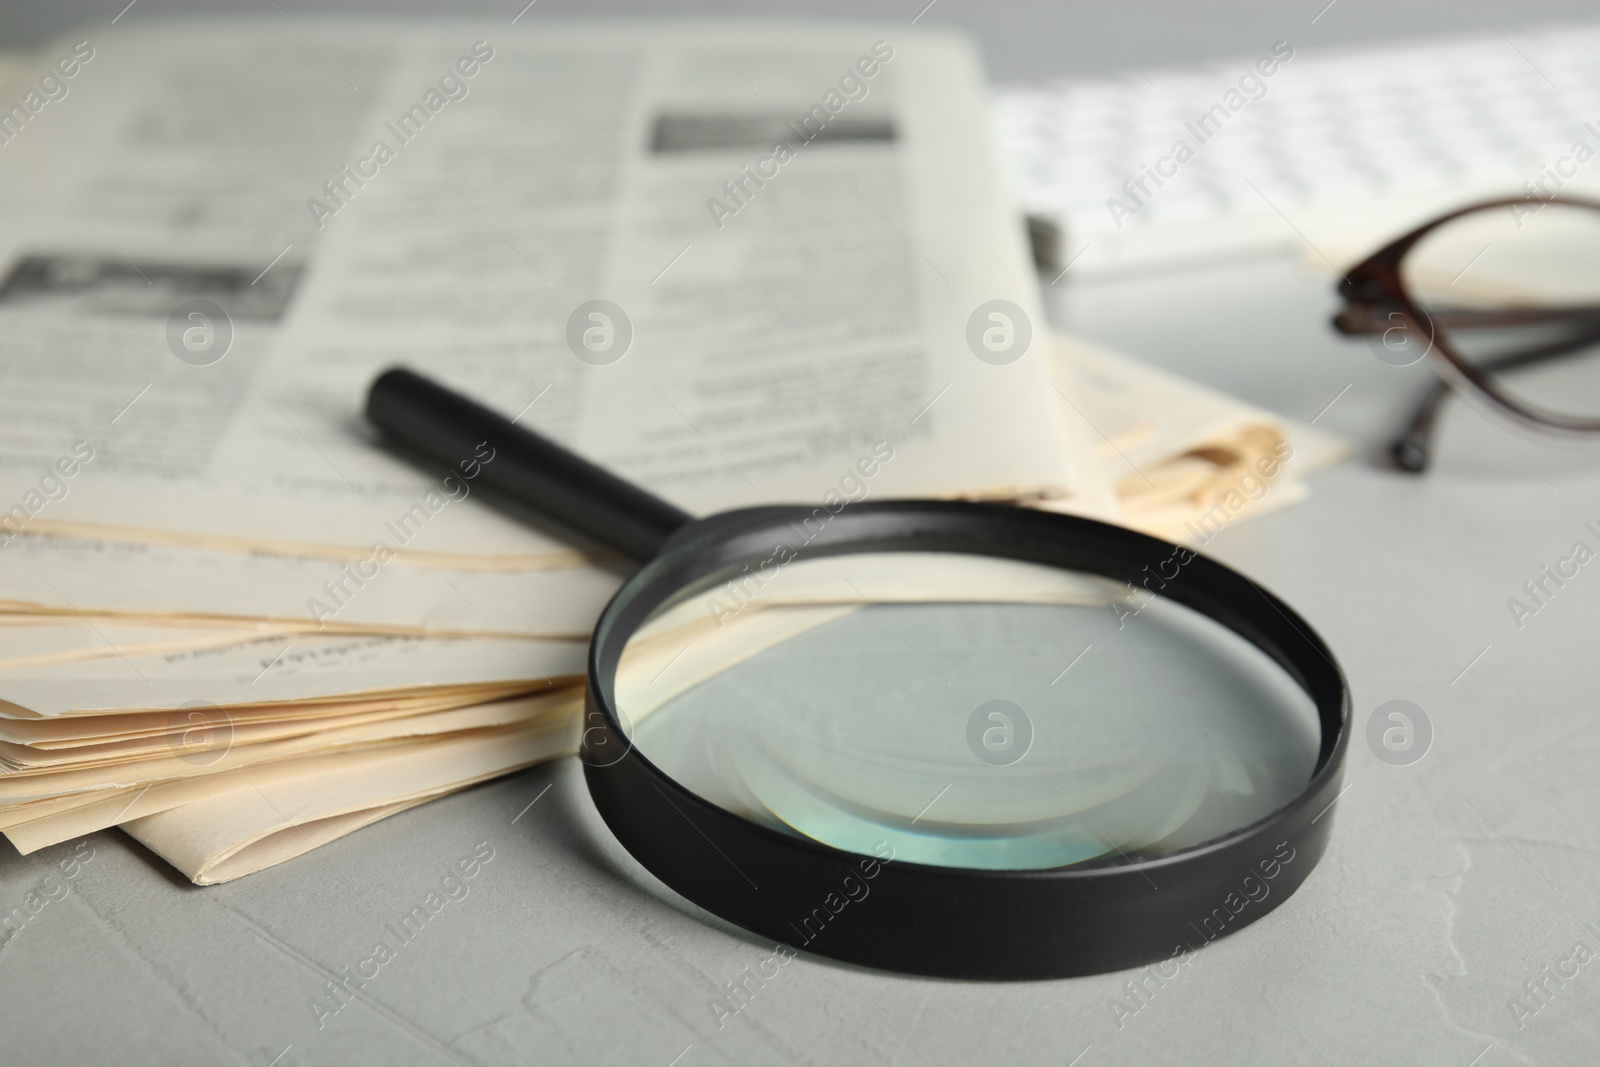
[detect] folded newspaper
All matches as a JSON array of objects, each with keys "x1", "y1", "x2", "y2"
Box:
[{"x1": 0, "y1": 19, "x2": 1344, "y2": 883}]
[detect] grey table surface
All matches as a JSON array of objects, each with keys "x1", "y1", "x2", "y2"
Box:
[{"x1": 4, "y1": 2, "x2": 1600, "y2": 1065}]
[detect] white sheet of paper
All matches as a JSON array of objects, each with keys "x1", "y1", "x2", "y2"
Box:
[
  {"x1": 121, "y1": 714, "x2": 580, "y2": 884},
  {"x1": 1046, "y1": 333, "x2": 1349, "y2": 538},
  {"x1": 0, "y1": 630, "x2": 584, "y2": 719},
  {"x1": 0, "y1": 619, "x2": 306, "y2": 669},
  {"x1": 0, "y1": 685, "x2": 525, "y2": 748},
  {"x1": 5, "y1": 690, "x2": 582, "y2": 867},
  {"x1": 0, "y1": 686, "x2": 579, "y2": 813},
  {"x1": 0, "y1": 534, "x2": 627, "y2": 636}
]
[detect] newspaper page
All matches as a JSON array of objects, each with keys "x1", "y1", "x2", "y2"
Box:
[{"x1": 0, "y1": 20, "x2": 1090, "y2": 564}]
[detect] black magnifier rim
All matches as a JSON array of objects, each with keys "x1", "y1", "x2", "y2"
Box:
[{"x1": 579, "y1": 500, "x2": 1350, "y2": 981}]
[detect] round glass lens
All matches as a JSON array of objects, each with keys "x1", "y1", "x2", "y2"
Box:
[
  {"x1": 611, "y1": 550, "x2": 1320, "y2": 871},
  {"x1": 1402, "y1": 201, "x2": 1600, "y2": 421}
]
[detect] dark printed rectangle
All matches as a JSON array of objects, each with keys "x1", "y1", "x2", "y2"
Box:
[
  {"x1": 0, "y1": 253, "x2": 302, "y2": 321},
  {"x1": 651, "y1": 112, "x2": 895, "y2": 153}
]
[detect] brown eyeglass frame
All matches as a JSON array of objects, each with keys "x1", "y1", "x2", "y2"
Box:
[{"x1": 1332, "y1": 194, "x2": 1600, "y2": 472}]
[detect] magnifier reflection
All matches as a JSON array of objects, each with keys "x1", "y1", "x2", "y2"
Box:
[{"x1": 617, "y1": 551, "x2": 1320, "y2": 872}]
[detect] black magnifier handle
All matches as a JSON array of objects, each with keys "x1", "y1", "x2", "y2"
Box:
[{"x1": 365, "y1": 367, "x2": 691, "y2": 561}]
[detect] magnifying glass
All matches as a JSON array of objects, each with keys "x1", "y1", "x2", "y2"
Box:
[{"x1": 366, "y1": 368, "x2": 1349, "y2": 980}]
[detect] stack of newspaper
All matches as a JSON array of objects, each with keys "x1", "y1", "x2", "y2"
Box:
[{"x1": 0, "y1": 20, "x2": 1341, "y2": 882}]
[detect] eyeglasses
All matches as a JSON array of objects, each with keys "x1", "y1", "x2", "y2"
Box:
[{"x1": 1333, "y1": 195, "x2": 1600, "y2": 473}]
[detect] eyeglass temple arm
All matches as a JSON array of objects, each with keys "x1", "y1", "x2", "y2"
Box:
[
  {"x1": 1387, "y1": 324, "x2": 1600, "y2": 472},
  {"x1": 365, "y1": 367, "x2": 692, "y2": 560},
  {"x1": 1337, "y1": 301, "x2": 1600, "y2": 336}
]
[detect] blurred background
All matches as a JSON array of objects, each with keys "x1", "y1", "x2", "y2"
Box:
[
  {"x1": 3, "y1": 0, "x2": 1566, "y2": 467},
  {"x1": 2, "y1": 0, "x2": 1594, "y2": 76},
  {"x1": 11, "y1": 2, "x2": 1600, "y2": 495}
]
